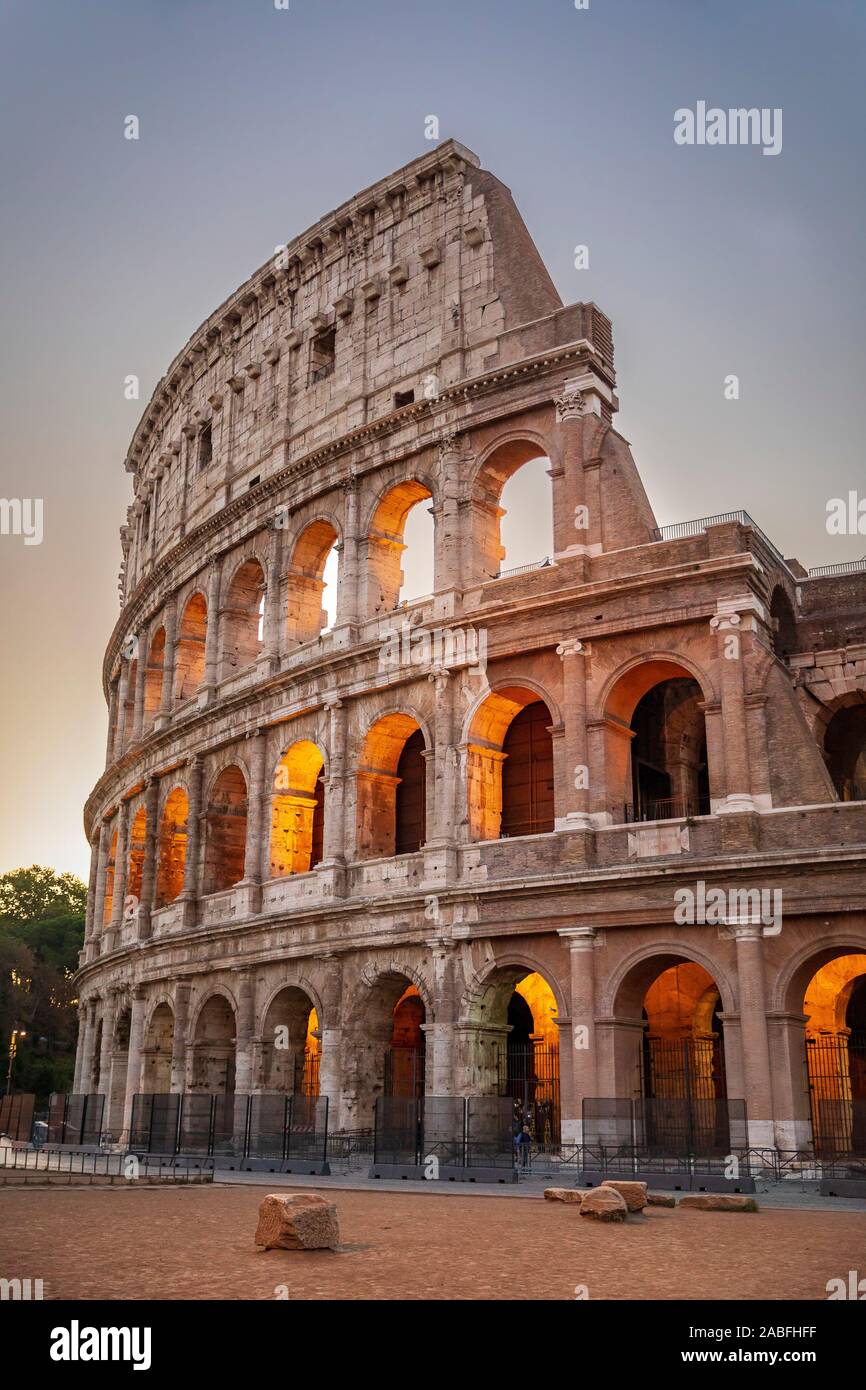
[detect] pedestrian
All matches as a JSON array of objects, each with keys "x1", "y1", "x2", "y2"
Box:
[{"x1": 516, "y1": 1122, "x2": 532, "y2": 1169}]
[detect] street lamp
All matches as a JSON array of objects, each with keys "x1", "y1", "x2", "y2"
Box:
[{"x1": 5, "y1": 1028, "x2": 27, "y2": 1096}]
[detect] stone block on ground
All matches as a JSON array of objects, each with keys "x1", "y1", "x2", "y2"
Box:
[
  {"x1": 646, "y1": 1192, "x2": 677, "y2": 1208},
  {"x1": 600, "y1": 1179, "x2": 647, "y2": 1212},
  {"x1": 679, "y1": 1194, "x2": 758, "y2": 1213},
  {"x1": 255, "y1": 1192, "x2": 340, "y2": 1250},
  {"x1": 578, "y1": 1186, "x2": 628, "y2": 1222},
  {"x1": 543, "y1": 1187, "x2": 586, "y2": 1204}
]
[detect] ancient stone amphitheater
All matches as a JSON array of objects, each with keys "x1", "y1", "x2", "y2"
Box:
[{"x1": 74, "y1": 140, "x2": 866, "y2": 1163}]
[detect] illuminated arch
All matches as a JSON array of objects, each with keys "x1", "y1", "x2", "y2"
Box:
[{"x1": 269, "y1": 740, "x2": 326, "y2": 877}]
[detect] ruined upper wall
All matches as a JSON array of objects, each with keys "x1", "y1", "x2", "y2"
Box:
[{"x1": 119, "y1": 140, "x2": 613, "y2": 601}]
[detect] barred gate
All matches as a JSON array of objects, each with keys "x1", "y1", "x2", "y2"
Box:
[
  {"x1": 383, "y1": 1046, "x2": 425, "y2": 1099},
  {"x1": 502, "y1": 1042, "x2": 560, "y2": 1143},
  {"x1": 807, "y1": 1035, "x2": 866, "y2": 1157},
  {"x1": 640, "y1": 1038, "x2": 730, "y2": 1155}
]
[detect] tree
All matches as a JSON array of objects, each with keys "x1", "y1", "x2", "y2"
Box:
[{"x1": 1, "y1": 866, "x2": 86, "y2": 1105}]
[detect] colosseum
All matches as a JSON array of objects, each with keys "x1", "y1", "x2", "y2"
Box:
[{"x1": 73, "y1": 139, "x2": 866, "y2": 1172}]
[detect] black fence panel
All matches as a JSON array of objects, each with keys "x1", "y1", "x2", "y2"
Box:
[
  {"x1": 466, "y1": 1095, "x2": 515, "y2": 1170},
  {"x1": 245, "y1": 1093, "x2": 329, "y2": 1163},
  {"x1": 0, "y1": 1093, "x2": 35, "y2": 1142},
  {"x1": 129, "y1": 1094, "x2": 181, "y2": 1154},
  {"x1": 47, "y1": 1093, "x2": 105, "y2": 1146},
  {"x1": 421, "y1": 1096, "x2": 466, "y2": 1171},
  {"x1": 583, "y1": 1097, "x2": 747, "y2": 1157},
  {"x1": 373, "y1": 1097, "x2": 422, "y2": 1165}
]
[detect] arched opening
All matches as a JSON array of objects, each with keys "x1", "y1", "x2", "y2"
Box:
[
  {"x1": 102, "y1": 830, "x2": 118, "y2": 926},
  {"x1": 221, "y1": 559, "x2": 266, "y2": 677},
  {"x1": 269, "y1": 741, "x2": 325, "y2": 877},
  {"x1": 191, "y1": 995, "x2": 236, "y2": 1094},
  {"x1": 823, "y1": 704, "x2": 866, "y2": 802},
  {"x1": 498, "y1": 455, "x2": 553, "y2": 574},
  {"x1": 385, "y1": 984, "x2": 426, "y2": 1099},
  {"x1": 143, "y1": 627, "x2": 165, "y2": 724},
  {"x1": 141, "y1": 1003, "x2": 174, "y2": 1092},
  {"x1": 204, "y1": 766, "x2": 248, "y2": 894},
  {"x1": 126, "y1": 807, "x2": 147, "y2": 911},
  {"x1": 365, "y1": 480, "x2": 433, "y2": 615},
  {"x1": 467, "y1": 688, "x2": 554, "y2": 840},
  {"x1": 769, "y1": 586, "x2": 797, "y2": 660},
  {"x1": 612, "y1": 955, "x2": 729, "y2": 1155},
  {"x1": 803, "y1": 954, "x2": 866, "y2": 1156},
  {"x1": 356, "y1": 714, "x2": 426, "y2": 858},
  {"x1": 472, "y1": 441, "x2": 553, "y2": 582},
  {"x1": 463, "y1": 966, "x2": 560, "y2": 1142},
  {"x1": 260, "y1": 987, "x2": 320, "y2": 1095},
  {"x1": 156, "y1": 787, "x2": 188, "y2": 906},
  {"x1": 605, "y1": 662, "x2": 710, "y2": 823},
  {"x1": 174, "y1": 592, "x2": 207, "y2": 703},
  {"x1": 286, "y1": 520, "x2": 339, "y2": 646}
]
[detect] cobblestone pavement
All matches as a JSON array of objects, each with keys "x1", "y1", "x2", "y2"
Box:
[{"x1": 2, "y1": 1183, "x2": 864, "y2": 1300}]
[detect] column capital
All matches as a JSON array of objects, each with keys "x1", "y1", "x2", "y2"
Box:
[
  {"x1": 556, "y1": 639, "x2": 589, "y2": 659},
  {"x1": 558, "y1": 926, "x2": 600, "y2": 949}
]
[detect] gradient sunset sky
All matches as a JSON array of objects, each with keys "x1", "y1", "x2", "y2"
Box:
[{"x1": 0, "y1": 0, "x2": 864, "y2": 879}]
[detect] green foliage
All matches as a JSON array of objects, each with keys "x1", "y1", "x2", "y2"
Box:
[{"x1": 0, "y1": 866, "x2": 85, "y2": 1105}]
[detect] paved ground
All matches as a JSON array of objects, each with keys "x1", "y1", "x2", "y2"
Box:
[{"x1": 2, "y1": 1181, "x2": 864, "y2": 1300}]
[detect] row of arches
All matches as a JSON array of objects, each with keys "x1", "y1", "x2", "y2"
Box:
[
  {"x1": 113, "y1": 455, "x2": 553, "y2": 752},
  {"x1": 85, "y1": 945, "x2": 866, "y2": 1154}
]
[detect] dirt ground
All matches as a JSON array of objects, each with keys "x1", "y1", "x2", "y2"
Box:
[{"x1": 2, "y1": 1183, "x2": 863, "y2": 1300}]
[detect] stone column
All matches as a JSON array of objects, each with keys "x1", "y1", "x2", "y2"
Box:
[
  {"x1": 316, "y1": 953, "x2": 344, "y2": 1126},
  {"x1": 170, "y1": 982, "x2": 192, "y2": 1094},
  {"x1": 434, "y1": 434, "x2": 464, "y2": 605},
  {"x1": 121, "y1": 990, "x2": 147, "y2": 1142},
  {"x1": 335, "y1": 478, "x2": 360, "y2": 629},
  {"x1": 105, "y1": 680, "x2": 119, "y2": 766},
  {"x1": 321, "y1": 698, "x2": 348, "y2": 879},
  {"x1": 234, "y1": 972, "x2": 255, "y2": 1092},
  {"x1": 732, "y1": 925, "x2": 775, "y2": 1148},
  {"x1": 113, "y1": 659, "x2": 130, "y2": 759},
  {"x1": 105, "y1": 800, "x2": 130, "y2": 952},
  {"x1": 262, "y1": 529, "x2": 283, "y2": 668},
  {"x1": 78, "y1": 999, "x2": 99, "y2": 1095},
  {"x1": 558, "y1": 928, "x2": 598, "y2": 1143},
  {"x1": 131, "y1": 631, "x2": 147, "y2": 744},
  {"x1": 241, "y1": 730, "x2": 267, "y2": 912},
  {"x1": 556, "y1": 640, "x2": 592, "y2": 830},
  {"x1": 137, "y1": 777, "x2": 160, "y2": 940},
  {"x1": 178, "y1": 754, "x2": 204, "y2": 927},
  {"x1": 427, "y1": 668, "x2": 455, "y2": 845},
  {"x1": 155, "y1": 595, "x2": 177, "y2": 731},
  {"x1": 82, "y1": 833, "x2": 100, "y2": 961},
  {"x1": 201, "y1": 558, "x2": 222, "y2": 695},
  {"x1": 91, "y1": 821, "x2": 112, "y2": 957},
  {"x1": 72, "y1": 1003, "x2": 87, "y2": 1093},
  {"x1": 710, "y1": 613, "x2": 757, "y2": 813},
  {"x1": 96, "y1": 993, "x2": 117, "y2": 1100},
  {"x1": 424, "y1": 940, "x2": 458, "y2": 1095},
  {"x1": 551, "y1": 389, "x2": 591, "y2": 563}
]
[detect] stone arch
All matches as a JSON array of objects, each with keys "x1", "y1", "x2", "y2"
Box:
[
  {"x1": 464, "y1": 684, "x2": 558, "y2": 841},
  {"x1": 355, "y1": 710, "x2": 429, "y2": 859},
  {"x1": 286, "y1": 517, "x2": 341, "y2": 645},
  {"x1": 141, "y1": 999, "x2": 174, "y2": 1092},
  {"x1": 343, "y1": 963, "x2": 432, "y2": 1124},
  {"x1": 156, "y1": 785, "x2": 188, "y2": 906},
  {"x1": 259, "y1": 984, "x2": 321, "y2": 1094},
  {"x1": 174, "y1": 591, "x2": 207, "y2": 702},
  {"x1": 102, "y1": 828, "x2": 118, "y2": 926},
  {"x1": 598, "y1": 655, "x2": 715, "y2": 822},
  {"x1": 220, "y1": 556, "x2": 266, "y2": 677},
  {"x1": 362, "y1": 477, "x2": 435, "y2": 616},
  {"x1": 604, "y1": 941, "x2": 736, "y2": 1019},
  {"x1": 820, "y1": 700, "x2": 866, "y2": 802},
  {"x1": 143, "y1": 626, "x2": 166, "y2": 724},
  {"x1": 269, "y1": 739, "x2": 326, "y2": 877},
  {"x1": 189, "y1": 991, "x2": 237, "y2": 1094},
  {"x1": 769, "y1": 584, "x2": 797, "y2": 660},
  {"x1": 126, "y1": 805, "x2": 147, "y2": 907},
  {"x1": 470, "y1": 433, "x2": 556, "y2": 581},
  {"x1": 203, "y1": 764, "x2": 248, "y2": 893}
]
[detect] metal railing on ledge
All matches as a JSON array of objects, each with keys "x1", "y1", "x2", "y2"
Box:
[
  {"x1": 650, "y1": 510, "x2": 787, "y2": 569},
  {"x1": 496, "y1": 556, "x2": 552, "y2": 580},
  {"x1": 807, "y1": 557, "x2": 866, "y2": 578}
]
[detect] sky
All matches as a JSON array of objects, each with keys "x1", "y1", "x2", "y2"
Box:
[{"x1": 0, "y1": 0, "x2": 864, "y2": 880}]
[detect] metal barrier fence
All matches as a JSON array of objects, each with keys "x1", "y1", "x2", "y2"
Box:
[
  {"x1": 373, "y1": 1095, "x2": 515, "y2": 1171},
  {"x1": 47, "y1": 1093, "x2": 105, "y2": 1146},
  {"x1": 0, "y1": 1093, "x2": 35, "y2": 1142},
  {"x1": 583, "y1": 1097, "x2": 748, "y2": 1156},
  {"x1": 0, "y1": 1145, "x2": 211, "y2": 1179},
  {"x1": 129, "y1": 1092, "x2": 328, "y2": 1164}
]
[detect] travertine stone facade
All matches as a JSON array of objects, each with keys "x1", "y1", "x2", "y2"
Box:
[{"x1": 75, "y1": 141, "x2": 866, "y2": 1152}]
